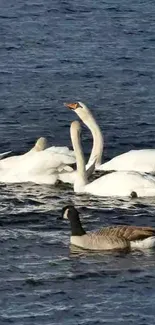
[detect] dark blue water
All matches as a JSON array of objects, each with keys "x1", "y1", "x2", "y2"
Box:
[{"x1": 1, "y1": 0, "x2": 155, "y2": 324}]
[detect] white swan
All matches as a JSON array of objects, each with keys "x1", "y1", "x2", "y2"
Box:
[
  {"x1": 0, "y1": 137, "x2": 47, "y2": 169},
  {"x1": 0, "y1": 137, "x2": 76, "y2": 184},
  {"x1": 66, "y1": 102, "x2": 155, "y2": 174},
  {"x1": 70, "y1": 120, "x2": 155, "y2": 197}
]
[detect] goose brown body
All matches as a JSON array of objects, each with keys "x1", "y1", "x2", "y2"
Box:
[
  {"x1": 71, "y1": 233, "x2": 130, "y2": 251},
  {"x1": 94, "y1": 225, "x2": 155, "y2": 241}
]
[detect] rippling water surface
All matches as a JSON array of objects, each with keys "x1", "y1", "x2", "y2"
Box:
[{"x1": 1, "y1": 0, "x2": 155, "y2": 324}]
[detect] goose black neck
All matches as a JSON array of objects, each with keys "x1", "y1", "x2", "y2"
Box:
[{"x1": 68, "y1": 210, "x2": 86, "y2": 236}]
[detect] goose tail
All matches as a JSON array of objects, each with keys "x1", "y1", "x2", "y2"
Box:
[{"x1": 130, "y1": 236, "x2": 155, "y2": 250}]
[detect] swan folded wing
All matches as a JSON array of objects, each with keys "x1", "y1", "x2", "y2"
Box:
[
  {"x1": 94, "y1": 226, "x2": 155, "y2": 241},
  {"x1": 46, "y1": 146, "x2": 75, "y2": 157},
  {"x1": 0, "y1": 149, "x2": 76, "y2": 184},
  {"x1": 21, "y1": 150, "x2": 75, "y2": 173},
  {"x1": 57, "y1": 165, "x2": 74, "y2": 172},
  {"x1": 99, "y1": 149, "x2": 155, "y2": 173},
  {"x1": 0, "y1": 155, "x2": 21, "y2": 169},
  {"x1": 0, "y1": 150, "x2": 75, "y2": 173},
  {"x1": 0, "y1": 151, "x2": 72, "y2": 184},
  {"x1": 0, "y1": 167, "x2": 58, "y2": 184},
  {"x1": 71, "y1": 233, "x2": 130, "y2": 250},
  {"x1": 84, "y1": 171, "x2": 155, "y2": 197}
]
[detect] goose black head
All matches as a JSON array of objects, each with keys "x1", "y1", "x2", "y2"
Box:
[
  {"x1": 61, "y1": 205, "x2": 86, "y2": 236},
  {"x1": 62, "y1": 205, "x2": 79, "y2": 220}
]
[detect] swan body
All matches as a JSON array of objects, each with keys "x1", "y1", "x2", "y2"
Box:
[
  {"x1": 57, "y1": 170, "x2": 77, "y2": 184},
  {"x1": 62, "y1": 205, "x2": 155, "y2": 251},
  {"x1": 0, "y1": 137, "x2": 47, "y2": 170},
  {"x1": 70, "y1": 120, "x2": 155, "y2": 197},
  {"x1": 47, "y1": 146, "x2": 75, "y2": 157},
  {"x1": 0, "y1": 138, "x2": 76, "y2": 184},
  {"x1": 98, "y1": 149, "x2": 155, "y2": 173},
  {"x1": 66, "y1": 102, "x2": 155, "y2": 173},
  {"x1": 84, "y1": 171, "x2": 155, "y2": 197},
  {"x1": 0, "y1": 150, "x2": 76, "y2": 184}
]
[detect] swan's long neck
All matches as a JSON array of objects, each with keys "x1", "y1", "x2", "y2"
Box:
[
  {"x1": 77, "y1": 109, "x2": 103, "y2": 168},
  {"x1": 71, "y1": 123, "x2": 88, "y2": 192}
]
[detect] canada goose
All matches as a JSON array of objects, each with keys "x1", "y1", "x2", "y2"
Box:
[
  {"x1": 69, "y1": 120, "x2": 155, "y2": 197},
  {"x1": 61, "y1": 205, "x2": 155, "y2": 251},
  {"x1": 65, "y1": 101, "x2": 155, "y2": 173}
]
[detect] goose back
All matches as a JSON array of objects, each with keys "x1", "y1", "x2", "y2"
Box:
[{"x1": 94, "y1": 225, "x2": 155, "y2": 241}]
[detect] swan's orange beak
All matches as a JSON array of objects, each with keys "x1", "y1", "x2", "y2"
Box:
[{"x1": 64, "y1": 102, "x2": 78, "y2": 110}]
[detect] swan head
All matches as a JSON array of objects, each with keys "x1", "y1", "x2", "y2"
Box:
[
  {"x1": 35, "y1": 137, "x2": 47, "y2": 151},
  {"x1": 64, "y1": 102, "x2": 90, "y2": 122},
  {"x1": 65, "y1": 101, "x2": 103, "y2": 169}
]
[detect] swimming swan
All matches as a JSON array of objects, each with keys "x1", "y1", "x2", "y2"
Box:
[
  {"x1": 66, "y1": 102, "x2": 155, "y2": 173},
  {"x1": 0, "y1": 137, "x2": 76, "y2": 184},
  {"x1": 61, "y1": 205, "x2": 155, "y2": 251},
  {"x1": 70, "y1": 120, "x2": 155, "y2": 197},
  {"x1": 0, "y1": 137, "x2": 48, "y2": 169}
]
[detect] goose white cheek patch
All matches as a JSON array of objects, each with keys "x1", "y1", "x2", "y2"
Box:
[{"x1": 63, "y1": 208, "x2": 69, "y2": 219}]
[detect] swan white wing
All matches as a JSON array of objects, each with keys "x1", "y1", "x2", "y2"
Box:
[
  {"x1": 58, "y1": 158, "x2": 96, "y2": 185},
  {"x1": 46, "y1": 146, "x2": 75, "y2": 157},
  {"x1": 0, "y1": 150, "x2": 76, "y2": 170},
  {"x1": 84, "y1": 171, "x2": 155, "y2": 197},
  {"x1": 0, "y1": 150, "x2": 76, "y2": 184},
  {"x1": 21, "y1": 150, "x2": 76, "y2": 171},
  {"x1": 0, "y1": 155, "x2": 21, "y2": 169},
  {"x1": 58, "y1": 170, "x2": 76, "y2": 184},
  {"x1": 97, "y1": 149, "x2": 155, "y2": 173},
  {"x1": 0, "y1": 151, "x2": 12, "y2": 160},
  {"x1": 0, "y1": 168, "x2": 58, "y2": 184}
]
